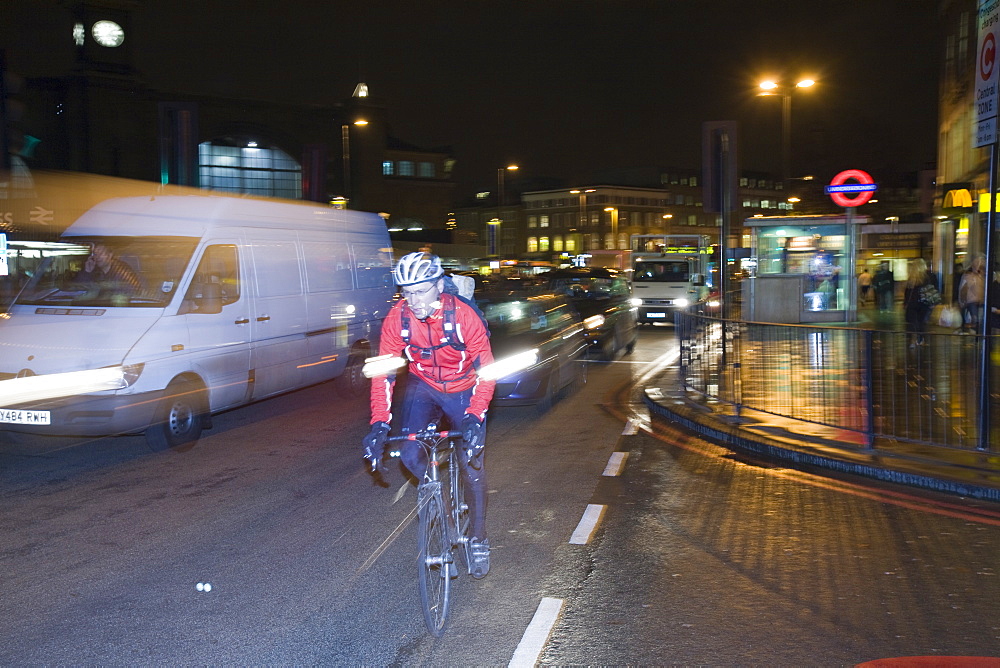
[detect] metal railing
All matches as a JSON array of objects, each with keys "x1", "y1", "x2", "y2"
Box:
[{"x1": 676, "y1": 310, "x2": 1000, "y2": 453}]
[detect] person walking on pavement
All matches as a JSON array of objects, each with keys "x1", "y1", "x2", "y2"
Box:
[
  {"x1": 956, "y1": 254, "x2": 986, "y2": 334},
  {"x1": 857, "y1": 268, "x2": 872, "y2": 306},
  {"x1": 903, "y1": 258, "x2": 938, "y2": 348},
  {"x1": 873, "y1": 261, "x2": 894, "y2": 312}
]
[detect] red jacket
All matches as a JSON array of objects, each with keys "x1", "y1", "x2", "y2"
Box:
[{"x1": 370, "y1": 293, "x2": 495, "y2": 424}]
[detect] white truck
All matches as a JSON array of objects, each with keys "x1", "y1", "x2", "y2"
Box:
[
  {"x1": 0, "y1": 194, "x2": 395, "y2": 449},
  {"x1": 629, "y1": 234, "x2": 712, "y2": 323}
]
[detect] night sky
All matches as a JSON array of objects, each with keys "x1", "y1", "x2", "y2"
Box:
[{"x1": 13, "y1": 1, "x2": 942, "y2": 197}]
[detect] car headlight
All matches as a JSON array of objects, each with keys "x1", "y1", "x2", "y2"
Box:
[
  {"x1": 583, "y1": 314, "x2": 605, "y2": 330},
  {"x1": 630, "y1": 297, "x2": 643, "y2": 307},
  {"x1": 674, "y1": 298, "x2": 689, "y2": 308},
  {"x1": 478, "y1": 349, "x2": 539, "y2": 380}
]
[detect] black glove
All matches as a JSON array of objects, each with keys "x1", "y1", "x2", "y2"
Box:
[
  {"x1": 362, "y1": 421, "x2": 391, "y2": 473},
  {"x1": 461, "y1": 414, "x2": 485, "y2": 467}
]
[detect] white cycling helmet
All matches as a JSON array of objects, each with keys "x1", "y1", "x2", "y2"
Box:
[{"x1": 393, "y1": 252, "x2": 444, "y2": 287}]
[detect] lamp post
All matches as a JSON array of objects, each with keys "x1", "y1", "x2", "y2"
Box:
[
  {"x1": 758, "y1": 78, "x2": 815, "y2": 187},
  {"x1": 570, "y1": 188, "x2": 595, "y2": 252},
  {"x1": 340, "y1": 118, "x2": 368, "y2": 208},
  {"x1": 604, "y1": 207, "x2": 618, "y2": 249},
  {"x1": 492, "y1": 164, "x2": 518, "y2": 256}
]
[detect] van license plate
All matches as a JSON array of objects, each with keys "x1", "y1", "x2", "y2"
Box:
[
  {"x1": 0, "y1": 409, "x2": 51, "y2": 425},
  {"x1": 646, "y1": 312, "x2": 667, "y2": 319}
]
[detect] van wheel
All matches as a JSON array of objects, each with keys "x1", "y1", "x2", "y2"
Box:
[
  {"x1": 336, "y1": 346, "x2": 370, "y2": 399},
  {"x1": 145, "y1": 380, "x2": 207, "y2": 452}
]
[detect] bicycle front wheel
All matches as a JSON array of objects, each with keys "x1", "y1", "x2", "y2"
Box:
[
  {"x1": 449, "y1": 449, "x2": 472, "y2": 573},
  {"x1": 417, "y1": 491, "x2": 453, "y2": 636}
]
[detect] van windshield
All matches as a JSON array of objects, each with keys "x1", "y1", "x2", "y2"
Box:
[
  {"x1": 15, "y1": 236, "x2": 199, "y2": 308},
  {"x1": 633, "y1": 260, "x2": 689, "y2": 282}
]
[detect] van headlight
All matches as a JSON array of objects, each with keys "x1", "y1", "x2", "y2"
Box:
[
  {"x1": 674, "y1": 298, "x2": 689, "y2": 308},
  {"x1": 0, "y1": 363, "x2": 144, "y2": 405},
  {"x1": 630, "y1": 297, "x2": 643, "y2": 307}
]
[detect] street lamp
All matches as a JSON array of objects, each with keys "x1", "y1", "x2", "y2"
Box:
[
  {"x1": 757, "y1": 78, "x2": 815, "y2": 187},
  {"x1": 491, "y1": 164, "x2": 518, "y2": 256},
  {"x1": 340, "y1": 118, "x2": 368, "y2": 208}
]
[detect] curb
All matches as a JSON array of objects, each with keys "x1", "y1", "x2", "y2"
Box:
[{"x1": 644, "y1": 391, "x2": 1000, "y2": 504}]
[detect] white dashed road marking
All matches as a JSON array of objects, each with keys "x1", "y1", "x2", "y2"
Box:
[
  {"x1": 508, "y1": 597, "x2": 565, "y2": 667},
  {"x1": 569, "y1": 503, "x2": 606, "y2": 545},
  {"x1": 602, "y1": 451, "x2": 628, "y2": 476}
]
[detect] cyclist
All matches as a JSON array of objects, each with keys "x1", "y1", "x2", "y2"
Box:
[{"x1": 363, "y1": 252, "x2": 496, "y2": 578}]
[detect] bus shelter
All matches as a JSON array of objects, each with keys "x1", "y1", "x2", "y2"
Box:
[{"x1": 742, "y1": 214, "x2": 868, "y2": 324}]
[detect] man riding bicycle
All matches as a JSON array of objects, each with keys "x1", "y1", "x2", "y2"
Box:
[{"x1": 363, "y1": 252, "x2": 496, "y2": 578}]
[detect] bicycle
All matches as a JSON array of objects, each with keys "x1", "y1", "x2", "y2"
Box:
[{"x1": 386, "y1": 424, "x2": 473, "y2": 636}]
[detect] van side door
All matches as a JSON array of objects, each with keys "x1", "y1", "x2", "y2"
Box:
[{"x1": 247, "y1": 231, "x2": 308, "y2": 399}]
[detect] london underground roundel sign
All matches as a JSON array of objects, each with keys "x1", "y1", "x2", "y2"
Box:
[{"x1": 825, "y1": 169, "x2": 877, "y2": 207}]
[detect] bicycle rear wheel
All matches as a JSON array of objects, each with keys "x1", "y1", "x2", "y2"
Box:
[{"x1": 417, "y1": 490, "x2": 452, "y2": 636}]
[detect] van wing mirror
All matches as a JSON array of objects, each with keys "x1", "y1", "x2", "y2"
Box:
[{"x1": 692, "y1": 273, "x2": 705, "y2": 286}]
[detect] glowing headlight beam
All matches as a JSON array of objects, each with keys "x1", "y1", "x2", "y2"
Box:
[
  {"x1": 362, "y1": 354, "x2": 407, "y2": 378},
  {"x1": 0, "y1": 366, "x2": 129, "y2": 405},
  {"x1": 477, "y1": 349, "x2": 539, "y2": 381},
  {"x1": 583, "y1": 314, "x2": 605, "y2": 330}
]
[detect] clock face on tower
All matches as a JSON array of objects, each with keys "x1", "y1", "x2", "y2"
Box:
[{"x1": 92, "y1": 20, "x2": 124, "y2": 47}]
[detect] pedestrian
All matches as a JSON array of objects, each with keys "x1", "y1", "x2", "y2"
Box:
[
  {"x1": 903, "y1": 258, "x2": 939, "y2": 348},
  {"x1": 956, "y1": 254, "x2": 985, "y2": 334},
  {"x1": 872, "y1": 261, "x2": 895, "y2": 312},
  {"x1": 857, "y1": 268, "x2": 872, "y2": 306}
]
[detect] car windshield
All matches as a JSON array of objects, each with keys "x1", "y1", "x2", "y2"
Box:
[
  {"x1": 478, "y1": 295, "x2": 571, "y2": 352},
  {"x1": 550, "y1": 276, "x2": 623, "y2": 299},
  {"x1": 634, "y1": 261, "x2": 689, "y2": 282},
  {"x1": 15, "y1": 236, "x2": 199, "y2": 308}
]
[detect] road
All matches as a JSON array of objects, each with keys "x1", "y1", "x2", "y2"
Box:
[{"x1": 2, "y1": 326, "x2": 999, "y2": 665}]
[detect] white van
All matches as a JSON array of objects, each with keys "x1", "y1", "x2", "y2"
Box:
[{"x1": 0, "y1": 195, "x2": 394, "y2": 449}]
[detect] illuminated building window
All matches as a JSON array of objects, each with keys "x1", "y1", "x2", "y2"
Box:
[
  {"x1": 527, "y1": 237, "x2": 538, "y2": 253},
  {"x1": 398, "y1": 161, "x2": 414, "y2": 176},
  {"x1": 198, "y1": 141, "x2": 301, "y2": 199},
  {"x1": 382, "y1": 161, "x2": 395, "y2": 175},
  {"x1": 553, "y1": 236, "x2": 563, "y2": 252},
  {"x1": 418, "y1": 162, "x2": 435, "y2": 178},
  {"x1": 565, "y1": 237, "x2": 576, "y2": 252},
  {"x1": 539, "y1": 236, "x2": 550, "y2": 251},
  {"x1": 540, "y1": 215, "x2": 549, "y2": 228},
  {"x1": 528, "y1": 215, "x2": 538, "y2": 228}
]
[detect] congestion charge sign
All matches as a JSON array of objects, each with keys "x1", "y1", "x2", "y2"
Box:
[
  {"x1": 825, "y1": 169, "x2": 878, "y2": 208},
  {"x1": 976, "y1": 0, "x2": 1000, "y2": 147}
]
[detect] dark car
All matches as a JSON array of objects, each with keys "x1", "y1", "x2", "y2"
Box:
[
  {"x1": 542, "y1": 267, "x2": 639, "y2": 360},
  {"x1": 476, "y1": 289, "x2": 588, "y2": 409}
]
